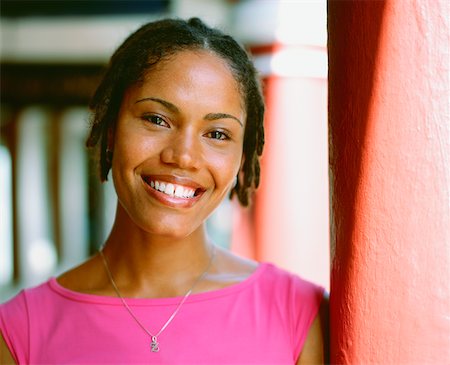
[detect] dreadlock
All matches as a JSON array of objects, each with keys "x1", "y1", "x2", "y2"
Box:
[{"x1": 86, "y1": 17, "x2": 265, "y2": 206}]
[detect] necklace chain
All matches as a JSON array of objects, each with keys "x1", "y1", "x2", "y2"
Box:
[{"x1": 99, "y1": 246, "x2": 215, "y2": 352}]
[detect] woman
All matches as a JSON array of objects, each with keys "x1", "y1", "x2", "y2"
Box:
[{"x1": 0, "y1": 18, "x2": 325, "y2": 364}]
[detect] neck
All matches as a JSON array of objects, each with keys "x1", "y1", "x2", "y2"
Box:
[{"x1": 100, "y1": 209, "x2": 213, "y2": 298}]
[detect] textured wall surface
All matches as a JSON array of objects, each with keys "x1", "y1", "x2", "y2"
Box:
[{"x1": 328, "y1": 0, "x2": 450, "y2": 363}]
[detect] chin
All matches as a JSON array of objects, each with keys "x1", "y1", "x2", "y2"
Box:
[{"x1": 138, "y1": 219, "x2": 203, "y2": 241}]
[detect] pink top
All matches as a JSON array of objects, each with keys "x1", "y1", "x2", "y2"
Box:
[{"x1": 0, "y1": 263, "x2": 324, "y2": 364}]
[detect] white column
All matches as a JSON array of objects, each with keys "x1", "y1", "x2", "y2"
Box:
[
  {"x1": 57, "y1": 108, "x2": 90, "y2": 271},
  {"x1": 16, "y1": 107, "x2": 57, "y2": 286},
  {"x1": 0, "y1": 144, "x2": 13, "y2": 286}
]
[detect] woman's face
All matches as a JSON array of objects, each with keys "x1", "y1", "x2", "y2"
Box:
[{"x1": 111, "y1": 50, "x2": 245, "y2": 238}]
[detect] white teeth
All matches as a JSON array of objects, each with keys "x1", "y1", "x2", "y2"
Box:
[
  {"x1": 148, "y1": 179, "x2": 196, "y2": 199},
  {"x1": 165, "y1": 183, "x2": 175, "y2": 196},
  {"x1": 174, "y1": 185, "x2": 184, "y2": 198}
]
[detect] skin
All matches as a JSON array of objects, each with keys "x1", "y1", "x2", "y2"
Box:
[
  {"x1": 0, "y1": 334, "x2": 14, "y2": 364},
  {"x1": 1, "y1": 50, "x2": 325, "y2": 364},
  {"x1": 297, "y1": 294, "x2": 329, "y2": 365}
]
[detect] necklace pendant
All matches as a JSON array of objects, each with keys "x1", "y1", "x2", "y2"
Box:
[{"x1": 150, "y1": 336, "x2": 160, "y2": 352}]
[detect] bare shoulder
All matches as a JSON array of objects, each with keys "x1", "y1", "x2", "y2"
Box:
[
  {"x1": 56, "y1": 254, "x2": 106, "y2": 294},
  {"x1": 205, "y1": 247, "x2": 259, "y2": 288},
  {"x1": 216, "y1": 247, "x2": 259, "y2": 275},
  {"x1": 0, "y1": 332, "x2": 16, "y2": 365}
]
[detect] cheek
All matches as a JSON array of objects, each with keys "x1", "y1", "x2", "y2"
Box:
[
  {"x1": 114, "y1": 127, "x2": 157, "y2": 167},
  {"x1": 209, "y1": 147, "x2": 243, "y2": 186}
]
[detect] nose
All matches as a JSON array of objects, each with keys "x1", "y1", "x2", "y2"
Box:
[{"x1": 160, "y1": 129, "x2": 202, "y2": 170}]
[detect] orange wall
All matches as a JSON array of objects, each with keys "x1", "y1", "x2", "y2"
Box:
[{"x1": 328, "y1": 0, "x2": 450, "y2": 363}]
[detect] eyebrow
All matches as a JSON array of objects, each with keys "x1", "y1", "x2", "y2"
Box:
[
  {"x1": 204, "y1": 113, "x2": 243, "y2": 127},
  {"x1": 135, "y1": 97, "x2": 243, "y2": 127},
  {"x1": 135, "y1": 97, "x2": 179, "y2": 113}
]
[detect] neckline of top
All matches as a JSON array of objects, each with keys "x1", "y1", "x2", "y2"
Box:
[{"x1": 47, "y1": 262, "x2": 270, "y2": 306}]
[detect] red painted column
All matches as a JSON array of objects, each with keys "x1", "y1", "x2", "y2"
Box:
[
  {"x1": 254, "y1": 67, "x2": 329, "y2": 288},
  {"x1": 328, "y1": 1, "x2": 450, "y2": 363}
]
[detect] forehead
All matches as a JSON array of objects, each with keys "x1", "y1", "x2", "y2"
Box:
[
  {"x1": 144, "y1": 50, "x2": 239, "y2": 88},
  {"x1": 126, "y1": 50, "x2": 245, "y2": 115}
]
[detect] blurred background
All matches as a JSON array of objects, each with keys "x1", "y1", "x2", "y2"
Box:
[{"x1": 0, "y1": 0, "x2": 329, "y2": 300}]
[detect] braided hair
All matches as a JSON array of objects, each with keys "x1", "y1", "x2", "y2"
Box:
[{"x1": 86, "y1": 17, "x2": 265, "y2": 206}]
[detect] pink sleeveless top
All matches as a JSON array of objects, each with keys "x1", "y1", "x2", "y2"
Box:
[{"x1": 0, "y1": 263, "x2": 324, "y2": 364}]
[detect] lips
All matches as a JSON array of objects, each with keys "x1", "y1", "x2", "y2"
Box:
[{"x1": 142, "y1": 175, "x2": 206, "y2": 206}]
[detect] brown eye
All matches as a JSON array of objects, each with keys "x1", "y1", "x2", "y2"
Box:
[
  {"x1": 143, "y1": 115, "x2": 169, "y2": 127},
  {"x1": 208, "y1": 131, "x2": 229, "y2": 140}
]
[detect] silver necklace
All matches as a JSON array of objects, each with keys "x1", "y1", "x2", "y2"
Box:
[{"x1": 99, "y1": 246, "x2": 215, "y2": 353}]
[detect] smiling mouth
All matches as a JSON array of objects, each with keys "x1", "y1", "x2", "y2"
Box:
[{"x1": 143, "y1": 178, "x2": 203, "y2": 199}]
